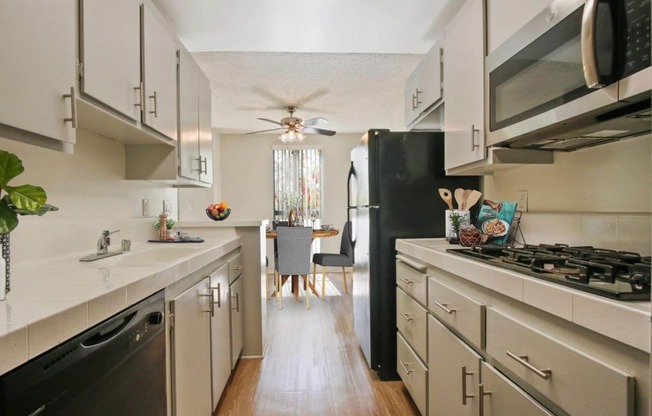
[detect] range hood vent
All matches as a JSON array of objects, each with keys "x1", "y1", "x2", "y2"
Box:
[{"x1": 501, "y1": 100, "x2": 651, "y2": 152}]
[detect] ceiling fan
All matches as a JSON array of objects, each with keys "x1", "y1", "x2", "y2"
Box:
[{"x1": 246, "y1": 106, "x2": 336, "y2": 143}]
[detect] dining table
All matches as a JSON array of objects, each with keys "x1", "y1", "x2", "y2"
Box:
[{"x1": 266, "y1": 226, "x2": 339, "y2": 301}]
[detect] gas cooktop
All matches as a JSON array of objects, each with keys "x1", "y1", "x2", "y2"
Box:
[{"x1": 448, "y1": 244, "x2": 651, "y2": 301}]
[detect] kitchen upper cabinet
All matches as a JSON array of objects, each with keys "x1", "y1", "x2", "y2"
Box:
[
  {"x1": 178, "y1": 47, "x2": 213, "y2": 184},
  {"x1": 444, "y1": 0, "x2": 486, "y2": 171},
  {"x1": 428, "y1": 315, "x2": 482, "y2": 416},
  {"x1": 80, "y1": 0, "x2": 142, "y2": 121},
  {"x1": 0, "y1": 0, "x2": 76, "y2": 152},
  {"x1": 170, "y1": 277, "x2": 212, "y2": 416},
  {"x1": 209, "y1": 264, "x2": 231, "y2": 411},
  {"x1": 405, "y1": 40, "x2": 444, "y2": 129},
  {"x1": 142, "y1": 2, "x2": 178, "y2": 142},
  {"x1": 486, "y1": 0, "x2": 552, "y2": 54}
]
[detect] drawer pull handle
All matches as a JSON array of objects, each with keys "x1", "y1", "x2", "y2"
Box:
[
  {"x1": 399, "y1": 278, "x2": 413, "y2": 285},
  {"x1": 396, "y1": 255, "x2": 427, "y2": 273},
  {"x1": 461, "y1": 366, "x2": 474, "y2": 405},
  {"x1": 434, "y1": 301, "x2": 456, "y2": 314},
  {"x1": 399, "y1": 360, "x2": 413, "y2": 375},
  {"x1": 506, "y1": 351, "x2": 552, "y2": 380},
  {"x1": 400, "y1": 312, "x2": 414, "y2": 322},
  {"x1": 199, "y1": 291, "x2": 214, "y2": 317},
  {"x1": 479, "y1": 383, "x2": 491, "y2": 415}
]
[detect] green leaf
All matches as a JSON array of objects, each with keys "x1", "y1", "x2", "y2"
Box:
[
  {"x1": 0, "y1": 198, "x2": 19, "y2": 234},
  {"x1": 5, "y1": 184, "x2": 46, "y2": 213},
  {"x1": 0, "y1": 150, "x2": 25, "y2": 188}
]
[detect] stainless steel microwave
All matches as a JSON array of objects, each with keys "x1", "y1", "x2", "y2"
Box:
[{"x1": 486, "y1": 0, "x2": 651, "y2": 151}]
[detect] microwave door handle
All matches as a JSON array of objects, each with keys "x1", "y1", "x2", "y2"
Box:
[{"x1": 581, "y1": 0, "x2": 605, "y2": 89}]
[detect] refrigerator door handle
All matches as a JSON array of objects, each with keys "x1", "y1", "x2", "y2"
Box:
[{"x1": 347, "y1": 161, "x2": 356, "y2": 210}]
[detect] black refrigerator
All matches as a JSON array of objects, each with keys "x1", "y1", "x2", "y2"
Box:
[{"x1": 348, "y1": 129, "x2": 479, "y2": 380}]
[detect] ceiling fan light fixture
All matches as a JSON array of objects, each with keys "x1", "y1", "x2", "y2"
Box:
[{"x1": 279, "y1": 129, "x2": 305, "y2": 143}]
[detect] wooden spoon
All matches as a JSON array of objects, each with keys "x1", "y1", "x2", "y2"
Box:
[
  {"x1": 438, "y1": 188, "x2": 453, "y2": 210},
  {"x1": 461, "y1": 189, "x2": 472, "y2": 210},
  {"x1": 464, "y1": 190, "x2": 483, "y2": 211},
  {"x1": 454, "y1": 188, "x2": 465, "y2": 210}
]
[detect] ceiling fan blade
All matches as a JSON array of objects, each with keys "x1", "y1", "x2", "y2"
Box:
[
  {"x1": 257, "y1": 117, "x2": 284, "y2": 126},
  {"x1": 302, "y1": 127, "x2": 336, "y2": 136},
  {"x1": 302, "y1": 117, "x2": 328, "y2": 127},
  {"x1": 245, "y1": 127, "x2": 285, "y2": 135}
]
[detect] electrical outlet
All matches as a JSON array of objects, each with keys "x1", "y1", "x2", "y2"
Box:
[
  {"x1": 142, "y1": 199, "x2": 149, "y2": 217},
  {"x1": 163, "y1": 200, "x2": 172, "y2": 214},
  {"x1": 517, "y1": 190, "x2": 528, "y2": 212}
]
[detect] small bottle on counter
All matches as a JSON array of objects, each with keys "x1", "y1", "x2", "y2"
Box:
[{"x1": 159, "y1": 211, "x2": 168, "y2": 241}]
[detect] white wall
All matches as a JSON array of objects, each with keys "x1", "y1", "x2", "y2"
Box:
[
  {"x1": 0, "y1": 129, "x2": 178, "y2": 263},
  {"x1": 483, "y1": 135, "x2": 651, "y2": 254},
  {"x1": 219, "y1": 133, "x2": 362, "y2": 255}
]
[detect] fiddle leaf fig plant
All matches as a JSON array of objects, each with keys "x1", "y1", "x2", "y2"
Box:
[{"x1": 0, "y1": 150, "x2": 58, "y2": 234}]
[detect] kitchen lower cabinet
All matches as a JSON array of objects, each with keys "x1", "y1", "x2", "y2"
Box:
[
  {"x1": 443, "y1": 0, "x2": 485, "y2": 171},
  {"x1": 428, "y1": 315, "x2": 482, "y2": 416},
  {"x1": 141, "y1": 2, "x2": 178, "y2": 141},
  {"x1": 0, "y1": 0, "x2": 77, "y2": 151},
  {"x1": 229, "y1": 275, "x2": 244, "y2": 369},
  {"x1": 480, "y1": 362, "x2": 554, "y2": 416},
  {"x1": 209, "y1": 264, "x2": 231, "y2": 411},
  {"x1": 79, "y1": 0, "x2": 142, "y2": 121},
  {"x1": 169, "y1": 277, "x2": 212, "y2": 416},
  {"x1": 397, "y1": 332, "x2": 428, "y2": 415}
]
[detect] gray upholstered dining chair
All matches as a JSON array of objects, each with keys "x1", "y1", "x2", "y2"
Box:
[
  {"x1": 311, "y1": 221, "x2": 353, "y2": 299},
  {"x1": 274, "y1": 226, "x2": 313, "y2": 309},
  {"x1": 265, "y1": 221, "x2": 289, "y2": 300}
]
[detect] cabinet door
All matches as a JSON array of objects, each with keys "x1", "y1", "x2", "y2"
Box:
[
  {"x1": 481, "y1": 362, "x2": 554, "y2": 416},
  {"x1": 444, "y1": 0, "x2": 485, "y2": 170},
  {"x1": 142, "y1": 3, "x2": 178, "y2": 141},
  {"x1": 198, "y1": 71, "x2": 213, "y2": 184},
  {"x1": 229, "y1": 276, "x2": 244, "y2": 369},
  {"x1": 428, "y1": 315, "x2": 482, "y2": 416},
  {"x1": 415, "y1": 41, "x2": 443, "y2": 112},
  {"x1": 405, "y1": 71, "x2": 420, "y2": 125},
  {"x1": 80, "y1": 0, "x2": 141, "y2": 121},
  {"x1": 210, "y1": 265, "x2": 231, "y2": 411},
  {"x1": 0, "y1": 0, "x2": 76, "y2": 145},
  {"x1": 170, "y1": 277, "x2": 212, "y2": 416},
  {"x1": 178, "y1": 48, "x2": 201, "y2": 181}
]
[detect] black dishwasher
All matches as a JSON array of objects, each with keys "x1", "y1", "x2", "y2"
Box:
[{"x1": 0, "y1": 290, "x2": 167, "y2": 416}]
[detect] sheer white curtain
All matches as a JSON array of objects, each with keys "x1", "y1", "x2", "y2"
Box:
[{"x1": 272, "y1": 146, "x2": 322, "y2": 226}]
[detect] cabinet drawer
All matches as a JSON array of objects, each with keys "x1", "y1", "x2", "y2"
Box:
[
  {"x1": 396, "y1": 288, "x2": 428, "y2": 362},
  {"x1": 486, "y1": 308, "x2": 634, "y2": 416},
  {"x1": 428, "y1": 277, "x2": 485, "y2": 349},
  {"x1": 481, "y1": 362, "x2": 554, "y2": 416},
  {"x1": 229, "y1": 254, "x2": 243, "y2": 284},
  {"x1": 397, "y1": 332, "x2": 427, "y2": 416},
  {"x1": 396, "y1": 256, "x2": 428, "y2": 306}
]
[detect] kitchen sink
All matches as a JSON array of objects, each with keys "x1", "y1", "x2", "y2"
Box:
[{"x1": 84, "y1": 246, "x2": 206, "y2": 267}]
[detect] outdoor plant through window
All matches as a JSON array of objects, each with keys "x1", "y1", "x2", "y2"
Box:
[{"x1": 272, "y1": 147, "x2": 322, "y2": 226}]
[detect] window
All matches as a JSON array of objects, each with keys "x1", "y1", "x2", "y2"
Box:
[{"x1": 272, "y1": 147, "x2": 322, "y2": 224}]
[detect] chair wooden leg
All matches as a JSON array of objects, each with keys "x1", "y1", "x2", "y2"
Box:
[
  {"x1": 321, "y1": 266, "x2": 326, "y2": 300},
  {"x1": 312, "y1": 263, "x2": 317, "y2": 288},
  {"x1": 277, "y1": 271, "x2": 283, "y2": 310},
  {"x1": 304, "y1": 275, "x2": 310, "y2": 309},
  {"x1": 342, "y1": 267, "x2": 348, "y2": 294}
]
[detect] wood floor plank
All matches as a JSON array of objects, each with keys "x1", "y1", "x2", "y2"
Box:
[{"x1": 214, "y1": 273, "x2": 420, "y2": 416}]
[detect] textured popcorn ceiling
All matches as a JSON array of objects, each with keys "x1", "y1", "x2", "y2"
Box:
[{"x1": 153, "y1": 0, "x2": 460, "y2": 133}]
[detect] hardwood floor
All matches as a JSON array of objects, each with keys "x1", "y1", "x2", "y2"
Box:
[{"x1": 214, "y1": 273, "x2": 420, "y2": 416}]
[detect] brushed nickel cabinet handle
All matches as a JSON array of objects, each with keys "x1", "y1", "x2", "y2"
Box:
[
  {"x1": 63, "y1": 87, "x2": 77, "y2": 128},
  {"x1": 210, "y1": 283, "x2": 221, "y2": 308},
  {"x1": 199, "y1": 291, "x2": 214, "y2": 317},
  {"x1": 400, "y1": 312, "x2": 414, "y2": 322},
  {"x1": 471, "y1": 124, "x2": 480, "y2": 151},
  {"x1": 414, "y1": 88, "x2": 422, "y2": 108},
  {"x1": 149, "y1": 91, "x2": 158, "y2": 117},
  {"x1": 412, "y1": 93, "x2": 418, "y2": 110},
  {"x1": 399, "y1": 360, "x2": 412, "y2": 375},
  {"x1": 462, "y1": 366, "x2": 475, "y2": 405},
  {"x1": 232, "y1": 292, "x2": 240, "y2": 312},
  {"x1": 193, "y1": 157, "x2": 203, "y2": 173},
  {"x1": 434, "y1": 301, "x2": 456, "y2": 314},
  {"x1": 201, "y1": 157, "x2": 208, "y2": 175},
  {"x1": 396, "y1": 255, "x2": 427, "y2": 273},
  {"x1": 479, "y1": 383, "x2": 491, "y2": 415},
  {"x1": 506, "y1": 350, "x2": 552, "y2": 380},
  {"x1": 134, "y1": 82, "x2": 144, "y2": 112}
]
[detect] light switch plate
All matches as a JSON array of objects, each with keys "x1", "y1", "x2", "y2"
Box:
[
  {"x1": 163, "y1": 200, "x2": 172, "y2": 214},
  {"x1": 142, "y1": 199, "x2": 149, "y2": 217},
  {"x1": 517, "y1": 190, "x2": 528, "y2": 212}
]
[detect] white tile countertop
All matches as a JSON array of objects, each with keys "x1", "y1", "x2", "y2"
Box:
[
  {"x1": 0, "y1": 237, "x2": 241, "y2": 376},
  {"x1": 396, "y1": 238, "x2": 651, "y2": 353}
]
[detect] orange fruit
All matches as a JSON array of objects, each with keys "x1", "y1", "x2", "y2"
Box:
[{"x1": 219, "y1": 201, "x2": 228, "y2": 210}]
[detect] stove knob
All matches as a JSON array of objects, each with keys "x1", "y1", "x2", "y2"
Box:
[{"x1": 148, "y1": 312, "x2": 164, "y2": 325}]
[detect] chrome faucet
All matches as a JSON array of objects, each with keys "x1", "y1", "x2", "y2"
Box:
[{"x1": 97, "y1": 230, "x2": 119, "y2": 255}]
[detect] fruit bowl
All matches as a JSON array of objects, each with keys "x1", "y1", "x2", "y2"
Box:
[{"x1": 206, "y1": 208, "x2": 231, "y2": 221}]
